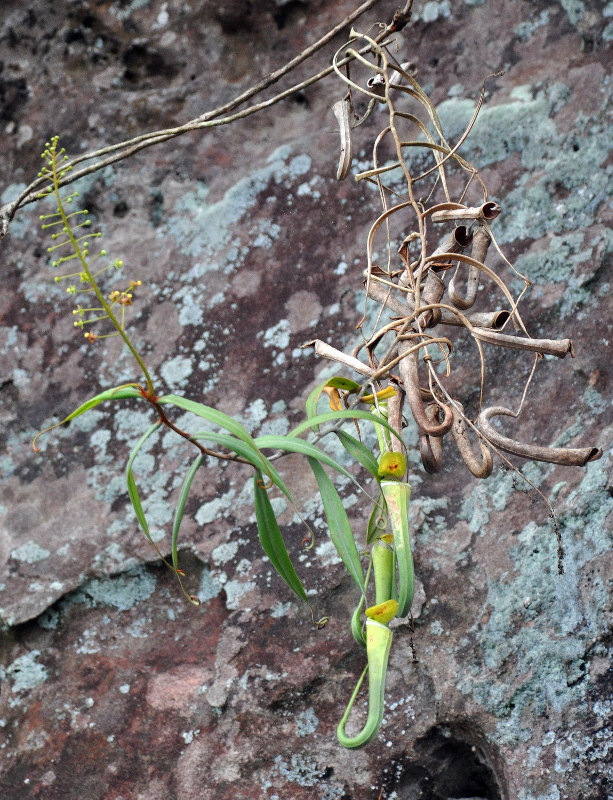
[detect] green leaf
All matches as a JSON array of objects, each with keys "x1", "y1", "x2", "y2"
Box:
[
  {"x1": 126, "y1": 422, "x2": 162, "y2": 546},
  {"x1": 305, "y1": 376, "x2": 361, "y2": 430},
  {"x1": 172, "y1": 455, "x2": 204, "y2": 570},
  {"x1": 366, "y1": 491, "x2": 388, "y2": 544},
  {"x1": 253, "y1": 470, "x2": 308, "y2": 604},
  {"x1": 334, "y1": 430, "x2": 379, "y2": 478},
  {"x1": 326, "y1": 377, "x2": 362, "y2": 391},
  {"x1": 33, "y1": 385, "x2": 144, "y2": 451},
  {"x1": 157, "y1": 394, "x2": 269, "y2": 474},
  {"x1": 351, "y1": 595, "x2": 367, "y2": 648},
  {"x1": 191, "y1": 430, "x2": 293, "y2": 502},
  {"x1": 254, "y1": 434, "x2": 355, "y2": 482},
  {"x1": 288, "y1": 409, "x2": 403, "y2": 446},
  {"x1": 62, "y1": 385, "x2": 142, "y2": 423},
  {"x1": 307, "y1": 457, "x2": 364, "y2": 590}
]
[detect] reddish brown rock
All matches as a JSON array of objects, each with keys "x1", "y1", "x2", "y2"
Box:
[{"x1": 0, "y1": 1, "x2": 611, "y2": 799}]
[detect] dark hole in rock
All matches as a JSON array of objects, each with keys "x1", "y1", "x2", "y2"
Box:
[
  {"x1": 273, "y1": 1, "x2": 307, "y2": 30},
  {"x1": 113, "y1": 200, "x2": 129, "y2": 217},
  {"x1": 122, "y1": 44, "x2": 178, "y2": 83},
  {"x1": 214, "y1": 0, "x2": 253, "y2": 33},
  {"x1": 390, "y1": 725, "x2": 503, "y2": 800},
  {"x1": 149, "y1": 190, "x2": 164, "y2": 227},
  {"x1": 64, "y1": 28, "x2": 86, "y2": 44},
  {"x1": 290, "y1": 90, "x2": 308, "y2": 106},
  {"x1": 0, "y1": 77, "x2": 28, "y2": 122}
]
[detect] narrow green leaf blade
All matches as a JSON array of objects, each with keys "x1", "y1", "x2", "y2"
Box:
[
  {"x1": 126, "y1": 422, "x2": 162, "y2": 544},
  {"x1": 34, "y1": 385, "x2": 144, "y2": 451},
  {"x1": 334, "y1": 430, "x2": 379, "y2": 478},
  {"x1": 289, "y1": 409, "x2": 403, "y2": 445},
  {"x1": 253, "y1": 470, "x2": 308, "y2": 604},
  {"x1": 191, "y1": 430, "x2": 293, "y2": 501},
  {"x1": 157, "y1": 394, "x2": 268, "y2": 472},
  {"x1": 172, "y1": 454, "x2": 205, "y2": 569},
  {"x1": 366, "y1": 491, "x2": 388, "y2": 544},
  {"x1": 254, "y1": 434, "x2": 354, "y2": 481},
  {"x1": 305, "y1": 377, "x2": 361, "y2": 431},
  {"x1": 158, "y1": 394, "x2": 255, "y2": 443},
  {"x1": 63, "y1": 385, "x2": 142, "y2": 423},
  {"x1": 307, "y1": 457, "x2": 364, "y2": 590}
]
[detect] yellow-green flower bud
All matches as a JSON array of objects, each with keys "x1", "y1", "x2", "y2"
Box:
[
  {"x1": 365, "y1": 598, "x2": 399, "y2": 625},
  {"x1": 377, "y1": 451, "x2": 406, "y2": 479}
]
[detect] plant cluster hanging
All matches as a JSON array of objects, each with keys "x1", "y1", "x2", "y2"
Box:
[{"x1": 0, "y1": 2, "x2": 601, "y2": 750}]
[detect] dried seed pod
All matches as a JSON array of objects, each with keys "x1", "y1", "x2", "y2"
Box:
[
  {"x1": 478, "y1": 406, "x2": 602, "y2": 466},
  {"x1": 302, "y1": 339, "x2": 374, "y2": 376},
  {"x1": 333, "y1": 99, "x2": 353, "y2": 181},
  {"x1": 419, "y1": 431, "x2": 442, "y2": 473},
  {"x1": 426, "y1": 225, "x2": 473, "y2": 272},
  {"x1": 365, "y1": 279, "x2": 412, "y2": 317},
  {"x1": 438, "y1": 309, "x2": 510, "y2": 329},
  {"x1": 414, "y1": 270, "x2": 445, "y2": 327},
  {"x1": 385, "y1": 385, "x2": 405, "y2": 447},
  {"x1": 471, "y1": 328, "x2": 574, "y2": 358},
  {"x1": 431, "y1": 202, "x2": 502, "y2": 223}
]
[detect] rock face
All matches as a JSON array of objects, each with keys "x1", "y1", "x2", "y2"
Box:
[{"x1": 0, "y1": 1, "x2": 611, "y2": 798}]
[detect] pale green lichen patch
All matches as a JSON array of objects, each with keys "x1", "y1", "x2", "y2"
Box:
[
  {"x1": 49, "y1": 566, "x2": 158, "y2": 616},
  {"x1": 260, "y1": 319, "x2": 291, "y2": 351},
  {"x1": 559, "y1": 0, "x2": 585, "y2": 27},
  {"x1": 240, "y1": 398, "x2": 269, "y2": 434},
  {"x1": 110, "y1": 0, "x2": 150, "y2": 21},
  {"x1": 160, "y1": 354, "x2": 194, "y2": 389},
  {"x1": 459, "y1": 483, "x2": 491, "y2": 534},
  {"x1": 462, "y1": 451, "x2": 613, "y2": 745},
  {"x1": 10, "y1": 541, "x2": 51, "y2": 563},
  {"x1": 163, "y1": 146, "x2": 309, "y2": 268},
  {"x1": 270, "y1": 600, "x2": 292, "y2": 618},
  {"x1": 514, "y1": 9, "x2": 551, "y2": 40},
  {"x1": 295, "y1": 707, "x2": 319, "y2": 737},
  {"x1": 156, "y1": 146, "x2": 313, "y2": 344},
  {"x1": 211, "y1": 540, "x2": 239, "y2": 565},
  {"x1": 198, "y1": 565, "x2": 222, "y2": 603},
  {"x1": 272, "y1": 752, "x2": 344, "y2": 796},
  {"x1": 80, "y1": 566, "x2": 157, "y2": 610},
  {"x1": 196, "y1": 489, "x2": 236, "y2": 526},
  {"x1": 224, "y1": 574, "x2": 257, "y2": 611},
  {"x1": 1, "y1": 183, "x2": 28, "y2": 240},
  {"x1": 417, "y1": 0, "x2": 452, "y2": 22},
  {"x1": 7, "y1": 650, "x2": 49, "y2": 693}
]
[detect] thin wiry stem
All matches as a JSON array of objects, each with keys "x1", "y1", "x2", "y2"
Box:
[{"x1": 0, "y1": 1, "x2": 415, "y2": 237}]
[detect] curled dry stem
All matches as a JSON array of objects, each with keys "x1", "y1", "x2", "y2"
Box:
[
  {"x1": 448, "y1": 226, "x2": 491, "y2": 310},
  {"x1": 397, "y1": 344, "x2": 453, "y2": 437},
  {"x1": 477, "y1": 406, "x2": 602, "y2": 467},
  {"x1": 450, "y1": 401, "x2": 493, "y2": 478}
]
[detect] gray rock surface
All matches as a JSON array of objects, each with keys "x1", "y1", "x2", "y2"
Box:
[{"x1": 0, "y1": 1, "x2": 611, "y2": 798}]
